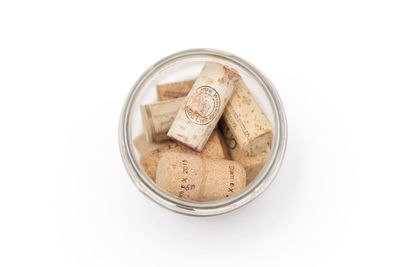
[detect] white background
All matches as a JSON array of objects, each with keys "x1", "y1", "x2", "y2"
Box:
[{"x1": 0, "y1": 1, "x2": 399, "y2": 266}]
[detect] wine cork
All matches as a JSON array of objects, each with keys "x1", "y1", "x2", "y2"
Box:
[
  {"x1": 133, "y1": 134, "x2": 172, "y2": 155},
  {"x1": 157, "y1": 80, "x2": 195, "y2": 100},
  {"x1": 201, "y1": 129, "x2": 230, "y2": 160},
  {"x1": 140, "y1": 130, "x2": 230, "y2": 180},
  {"x1": 220, "y1": 122, "x2": 270, "y2": 183},
  {"x1": 156, "y1": 152, "x2": 246, "y2": 201},
  {"x1": 156, "y1": 153, "x2": 203, "y2": 201},
  {"x1": 234, "y1": 149, "x2": 269, "y2": 184},
  {"x1": 140, "y1": 97, "x2": 184, "y2": 142},
  {"x1": 222, "y1": 79, "x2": 273, "y2": 156},
  {"x1": 154, "y1": 78, "x2": 273, "y2": 155},
  {"x1": 200, "y1": 159, "x2": 246, "y2": 201},
  {"x1": 167, "y1": 62, "x2": 240, "y2": 152}
]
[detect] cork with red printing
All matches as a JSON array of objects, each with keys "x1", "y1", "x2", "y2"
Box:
[
  {"x1": 167, "y1": 62, "x2": 240, "y2": 152},
  {"x1": 155, "y1": 77, "x2": 273, "y2": 156}
]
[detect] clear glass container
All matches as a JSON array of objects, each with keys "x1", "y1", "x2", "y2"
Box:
[{"x1": 119, "y1": 49, "x2": 287, "y2": 216}]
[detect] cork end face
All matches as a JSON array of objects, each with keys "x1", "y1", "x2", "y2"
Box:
[
  {"x1": 245, "y1": 162, "x2": 265, "y2": 184},
  {"x1": 242, "y1": 131, "x2": 273, "y2": 157},
  {"x1": 222, "y1": 64, "x2": 240, "y2": 81},
  {"x1": 244, "y1": 150, "x2": 270, "y2": 184}
]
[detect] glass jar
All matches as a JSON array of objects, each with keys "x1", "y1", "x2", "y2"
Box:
[{"x1": 119, "y1": 48, "x2": 287, "y2": 216}]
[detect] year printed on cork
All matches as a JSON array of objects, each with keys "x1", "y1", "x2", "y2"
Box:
[
  {"x1": 156, "y1": 152, "x2": 246, "y2": 202},
  {"x1": 177, "y1": 159, "x2": 196, "y2": 198},
  {"x1": 156, "y1": 153, "x2": 203, "y2": 201}
]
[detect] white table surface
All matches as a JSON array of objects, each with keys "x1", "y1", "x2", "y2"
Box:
[{"x1": 0, "y1": 1, "x2": 399, "y2": 266}]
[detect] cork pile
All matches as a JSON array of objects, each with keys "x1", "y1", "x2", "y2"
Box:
[{"x1": 134, "y1": 62, "x2": 273, "y2": 202}]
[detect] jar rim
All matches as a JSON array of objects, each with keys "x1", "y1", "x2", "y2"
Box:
[{"x1": 119, "y1": 48, "x2": 287, "y2": 216}]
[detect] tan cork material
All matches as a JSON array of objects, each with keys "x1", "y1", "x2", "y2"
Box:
[
  {"x1": 156, "y1": 153, "x2": 203, "y2": 201},
  {"x1": 132, "y1": 134, "x2": 172, "y2": 155},
  {"x1": 230, "y1": 145, "x2": 270, "y2": 184},
  {"x1": 200, "y1": 159, "x2": 246, "y2": 201},
  {"x1": 157, "y1": 80, "x2": 195, "y2": 100},
  {"x1": 152, "y1": 78, "x2": 273, "y2": 156},
  {"x1": 156, "y1": 152, "x2": 246, "y2": 202},
  {"x1": 140, "y1": 130, "x2": 230, "y2": 180},
  {"x1": 140, "y1": 97, "x2": 185, "y2": 142},
  {"x1": 222, "y1": 79, "x2": 273, "y2": 156},
  {"x1": 167, "y1": 62, "x2": 240, "y2": 152},
  {"x1": 220, "y1": 122, "x2": 270, "y2": 183}
]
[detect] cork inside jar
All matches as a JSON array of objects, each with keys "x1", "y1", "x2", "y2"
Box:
[{"x1": 119, "y1": 49, "x2": 287, "y2": 216}]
